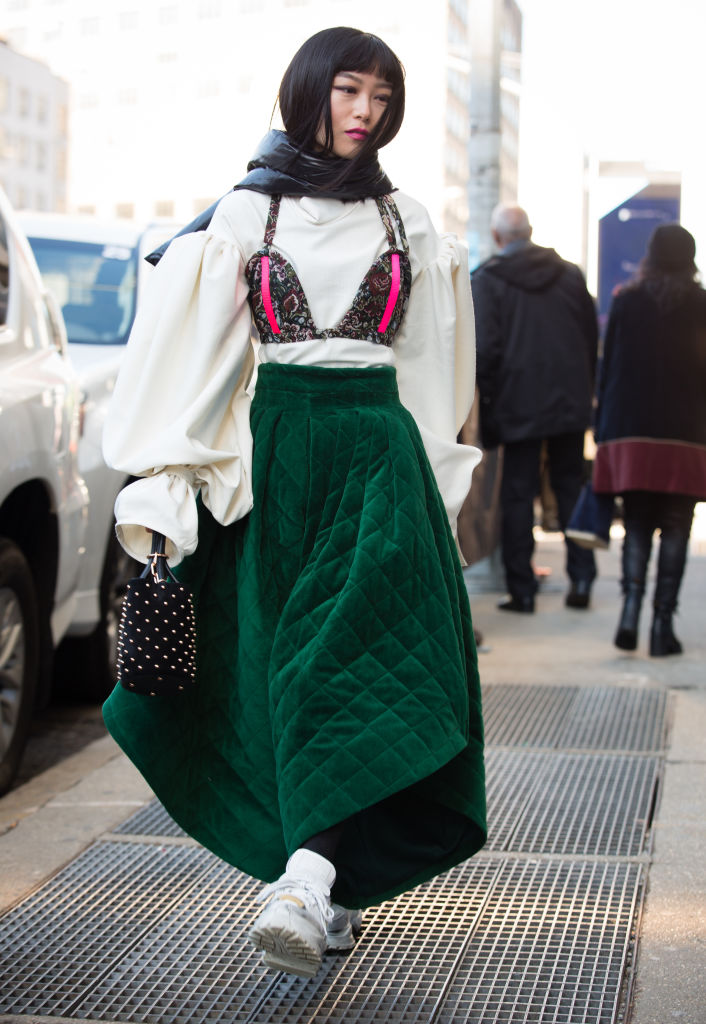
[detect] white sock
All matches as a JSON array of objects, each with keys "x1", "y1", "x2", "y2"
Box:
[{"x1": 286, "y1": 848, "x2": 336, "y2": 890}]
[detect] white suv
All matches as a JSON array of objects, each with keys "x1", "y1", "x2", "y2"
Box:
[
  {"x1": 19, "y1": 214, "x2": 180, "y2": 701},
  {"x1": 0, "y1": 189, "x2": 86, "y2": 793}
]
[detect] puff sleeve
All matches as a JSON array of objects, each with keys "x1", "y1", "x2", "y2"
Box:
[
  {"x1": 394, "y1": 212, "x2": 481, "y2": 554},
  {"x1": 102, "y1": 226, "x2": 255, "y2": 564}
]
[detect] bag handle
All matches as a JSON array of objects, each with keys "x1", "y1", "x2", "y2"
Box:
[{"x1": 139, "y1": 532, "x2": 179, "y2": 583}]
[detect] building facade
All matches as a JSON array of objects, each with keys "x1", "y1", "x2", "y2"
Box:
[
  {"x1": 466, "y1": 0, "x2": 522, "y2": 269},
  {"x1": 0, "y1": 0, "x2": 519, "y2": 243},
  {"x1": 0, "y1": 40, "x2": 68, "y2": 212}
]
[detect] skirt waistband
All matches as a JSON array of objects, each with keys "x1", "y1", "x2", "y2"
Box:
[{"x1": 253, "y1": 362, "x2": 400, "y2": 407}]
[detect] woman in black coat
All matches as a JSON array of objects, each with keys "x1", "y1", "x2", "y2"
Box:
[{"x1": 593, "y1": 224, "x2": 706, "y2": 655}]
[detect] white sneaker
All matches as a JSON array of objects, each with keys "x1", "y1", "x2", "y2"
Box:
[
  {"x1": 248, "y1": 849, "x2": 335, "y2": 978},
  {"x1": 326, "y1": 905, "x2": 363, "y2": 952}
]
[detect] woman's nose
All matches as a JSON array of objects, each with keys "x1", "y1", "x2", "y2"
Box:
[{"x1": 354, "y1": 93, "x2": 371, "y2": 120}]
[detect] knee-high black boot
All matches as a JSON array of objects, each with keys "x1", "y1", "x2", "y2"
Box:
[
  {"x1": 650, "y1": 531, "x2": 689, "y2": 657},
  {"x1": 614, "y1": 528, "x2": 652, "y2": 651}
]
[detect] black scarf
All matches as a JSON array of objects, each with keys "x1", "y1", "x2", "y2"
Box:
[
  {"x1": 145, "y1": 130, "x2": 394, "y2": 266},
  {"x1": 237, "y1": 129, "x2": 393, "y2": 199}
]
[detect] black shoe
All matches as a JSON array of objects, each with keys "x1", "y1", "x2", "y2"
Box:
[
  {"x1": 497, "y1": 595, "x2": 535, "y2": 613},
  {"x1": 614, "y1": 588, "x2": 642, "y2": 650},
  {"x1": 565, "y1": 580, "x2": 592, "y2": 609},
  {"x1": 649, "y1": 611, "x2": 683, "y2": 657}
]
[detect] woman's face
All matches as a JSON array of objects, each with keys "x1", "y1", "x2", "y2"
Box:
[{"x1": 318, "y1": 70, "x2": 393, "y2": 159}]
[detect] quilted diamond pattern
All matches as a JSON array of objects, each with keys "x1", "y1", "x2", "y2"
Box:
[{"x1": 103, "y1": 365, "x2": 486, "y2": 908}]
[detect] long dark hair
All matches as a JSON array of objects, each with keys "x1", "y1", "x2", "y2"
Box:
[
  {"x1": 627, "y1": 223, "x2": 701, "y2": 311},
  {"x1": 277, "y1": 27, "x2": 405, "y2": 185}
]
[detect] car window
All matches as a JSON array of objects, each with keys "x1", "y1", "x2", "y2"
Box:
[
  {"x1": 0, "y1": 213, "x2": 9, "y2": 326},
  {"x1": 27, "y1": 237, "x2": 137, "y2": 344}
]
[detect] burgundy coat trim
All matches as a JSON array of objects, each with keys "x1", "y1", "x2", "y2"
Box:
[{"x1": 593, "y1": 437, "x2": 706, "y2": 499}]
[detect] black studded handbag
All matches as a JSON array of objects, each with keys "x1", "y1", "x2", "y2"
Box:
[{"x1": 117, "y1": 532, "x2": 196, "y2": 696}]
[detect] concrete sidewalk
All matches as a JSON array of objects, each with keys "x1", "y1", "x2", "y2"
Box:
[{"x1": 0, "y1": 530, "x2": 704, "y2": 1023}]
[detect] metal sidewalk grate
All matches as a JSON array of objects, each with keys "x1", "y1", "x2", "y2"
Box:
[
  {"x1": 0, "y1": 843, "x2": 643, "y2": 1024},
  {"x1": 484, "y1": 749, "x2": 541, "y2": 851},
  {"x1": 485, "y1": 750, "x2": 659, "y2": 857},
  {"x1": 559, "y1": 686, "x2": 667, "y2": 752},
  {"x1": 75, "y1": 856, "x2": 266, "y2": 1024},
  {"x1": 48, "y1": 852, "x2": 499, "y2": 1024},
  {"x1": 482, "y1": 685, "x2": 578, "y2": 749},
  {"x1": 436, "y1": 859, "x2": 642, "y2": 1024},
  {"x1": 115, "y1": 798, "x2": 187, "y2": 838},
  {"x1": 482, "y1": 684, "x2": 666, "y2": 752},
  {"x1": 0, "y1": 841, "x2": 216, "y2": 1016}
]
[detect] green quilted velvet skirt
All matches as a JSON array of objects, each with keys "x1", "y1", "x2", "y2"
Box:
[{"x1": 103, "y1": 364, "x2": 486, "y2": 908}]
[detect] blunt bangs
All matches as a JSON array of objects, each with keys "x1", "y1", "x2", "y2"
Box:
[{"x1": 337, "y1": 33, "x2": 405, "y2": 95}]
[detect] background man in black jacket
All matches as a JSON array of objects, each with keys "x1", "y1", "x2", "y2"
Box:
[{"x1": 471, "y1": 204, "x2": 599, "y2": 613}]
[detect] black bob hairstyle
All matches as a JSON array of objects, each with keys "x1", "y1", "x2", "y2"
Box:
[{"x1": 278, "y1": 27, "x2": 406, "y2": 159}]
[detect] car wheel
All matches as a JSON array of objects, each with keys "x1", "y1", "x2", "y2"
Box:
[
  {"x1": 55, "y1": 532, "x2": 139, "y2": 703},
  {"x1": 0, "y1": 538, "x2": 39, "y2": 795}
]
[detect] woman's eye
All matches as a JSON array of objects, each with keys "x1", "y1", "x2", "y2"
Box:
[
  {"x1": 335, "y1": 85, "x2": 356, "y2": 94},
  {"x1": 376, "y1": 95, "x2": 391, "y2": 104}
]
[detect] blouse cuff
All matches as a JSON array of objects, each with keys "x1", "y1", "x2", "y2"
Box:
[{"x1": 113, "y1": 473, "x2": 200, "y2": 565}]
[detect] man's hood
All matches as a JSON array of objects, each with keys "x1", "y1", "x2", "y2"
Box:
[{"x1": 478, "y1": 242, "x2": 567, "y2": 292}]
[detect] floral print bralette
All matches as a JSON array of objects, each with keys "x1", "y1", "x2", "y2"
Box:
[{"x1": 246, "y1": 194, "x2": 412, "y2": 347}]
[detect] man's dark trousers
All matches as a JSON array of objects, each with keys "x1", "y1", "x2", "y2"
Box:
[{"x1": 500, "y1": 431, "x2": 596, "y2": 600}]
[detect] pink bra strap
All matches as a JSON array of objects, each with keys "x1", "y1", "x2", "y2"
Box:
[
  {"x1": 260, "y1": 256, "x2": 281, "y2": 335},
  {"x1": 378, "y1": 253, "x2": 400, "y2": 334}
]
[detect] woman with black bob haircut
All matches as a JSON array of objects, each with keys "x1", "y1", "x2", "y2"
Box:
[
  {"x1": 278, "y1": 27, "x2": 405, "y2": 174},
  {"x1": 103, "y1": 26, "x2": 486, "y2": 978}
]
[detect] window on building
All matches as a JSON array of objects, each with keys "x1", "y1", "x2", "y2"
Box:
[
  {"x1": 36, "y1": 141, "x2": 47, "y2": 171},
  {"x1": 116, "y1": 202, "x2": 135, "y2": 219},
  {"x1": 35, "y1": 191, "x2": 47, "y2": 211},
  {"x1": 154, "y1": 200, "x2": 175, "y2": 218},
  {"x1": 19, "y1": 136, "x2": 30, "y2": 165},
  {"x1": 77, "y1": 204, "x2": 96, "y2": 216},
  {"x1": 56, "y1": 150, "x2": 67, "y2": 180},
  {"x1": 0, "y1": 77, "x2": 9, "y2": 114},
  {"x1": 37, "y1": 94, "x2": 48, "y2": 123},
  {"x1": 19, "y1": 88, "x2": 31, "y2": 118}
]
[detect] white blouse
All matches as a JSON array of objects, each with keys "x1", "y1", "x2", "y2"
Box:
[{"x1": 103, "y1": 189, "x2": 481, "y2": 564}]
